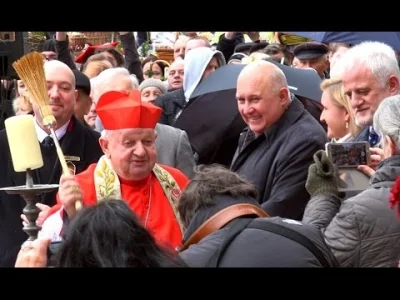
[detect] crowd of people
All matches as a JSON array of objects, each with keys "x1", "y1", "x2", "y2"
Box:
[{"x1": 1, "y1": 31, "x2": 400, "y2": 268}]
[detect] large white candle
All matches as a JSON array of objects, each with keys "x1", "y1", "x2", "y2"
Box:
[{"x1": 5, "y1": 115, "x2": 44, "y2": 172}]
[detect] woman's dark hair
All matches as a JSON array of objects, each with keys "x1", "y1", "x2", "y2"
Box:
[
  {"x1": 54, "y1": 199, "x2": 187, "y2": 268},
  {"x1": 178, "y1": 164, "x2": 259, "y2": 228},
  {"x1": 105, "y1": 48, "x2": 125, "y2": 67},
  {"x1": 141, "y1": 56, "x2": 168, "y2": 71}
]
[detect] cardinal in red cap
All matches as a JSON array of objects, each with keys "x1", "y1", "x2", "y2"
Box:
[{"x1": 40, "y1": 90, "x2": 189, "y2": 252}]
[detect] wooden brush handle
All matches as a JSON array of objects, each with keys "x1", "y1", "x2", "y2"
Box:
[{"x1": 49, "y1": 127, "x2": 82, "y2": 211}]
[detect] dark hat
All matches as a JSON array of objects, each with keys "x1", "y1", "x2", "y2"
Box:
[
  {"x1": 249, "y1": 42, "x2": 269, "y2": 54},
  {"x1": 234, "y1": 42, "x2": 255, "y2": 54},
  {"x1": 41, "y1": 39, "x2": 56, "y2": 52},
  {"x1": 73, "y1": 69, "x2": 91, "y2": 96},
  {"x1": 293, "y1": 42, "x2": 329, "y2": 60}
]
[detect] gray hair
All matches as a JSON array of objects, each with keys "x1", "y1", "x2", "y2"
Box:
[
  {"x1": 130, "y1": 74, "x2": 139, "y2": 89},
  {"x1": 331, "y1": 41, "x2": 400, "y2": 87},
  {"x1": 91, "y1": 67, "x2": 133, "y2": 103},
  {"x1": 373, "y1": 94, "x2": 400, "y2": 150},
  {"x1": 177, "y1": 164, "x2": 259, "y2": 228}
]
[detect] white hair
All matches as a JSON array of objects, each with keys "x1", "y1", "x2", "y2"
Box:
[
  {"x1": 130, "y1": 74, "x2": 139, "y2": 89},
  {"x1": 90, "y1": 67, "x2": 133, "y2": 103},
  {"x1": 331, "y1": 41, "x2": 400, "y2": 88},
  {"x1": 374, "y1": 94, "x2": 400, "y2": 150}
]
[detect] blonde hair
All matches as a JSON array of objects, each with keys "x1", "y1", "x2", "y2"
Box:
[
  {"x1": 320, "y1": 78, "x2": 360, "y2": 137},
  {"x1": 12, "y1": 96, "x2": 32, "y2": 115},
  {"x1": 83, "y1": 60, "x2": 113, "y2": 79}
]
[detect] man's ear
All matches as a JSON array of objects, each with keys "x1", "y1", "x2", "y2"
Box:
[
  {"x1": 99, "y1": 136, "x2": 110, "y2": 158},
  {"x1": 279, "y1": 87, "x2": 290, "y2": 106}
]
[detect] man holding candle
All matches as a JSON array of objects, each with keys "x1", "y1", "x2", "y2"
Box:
[
  {"x1": 0, "y1": 60, "x2": 103, "y2": 267},
  {"x1": 40, "y1": 90, "x2": 189, "y2": 251}
]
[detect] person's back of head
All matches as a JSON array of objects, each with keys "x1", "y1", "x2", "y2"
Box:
[
  {"x1": 373, "y1": 94, "x2": 400, "y2": 153},
  {"x1": 178, "y1": 164, "x2": 260, "y2": 229},
  {"x1": 54, "y1": 199, "x2": 187, "y2": 267},
  {"x1": 91, "y1": 67, "x2": 133, "y2": 103}
]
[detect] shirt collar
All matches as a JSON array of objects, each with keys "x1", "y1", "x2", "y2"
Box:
[{"x1": 34, "y1": 118, "x2": 70, "y2": 143}]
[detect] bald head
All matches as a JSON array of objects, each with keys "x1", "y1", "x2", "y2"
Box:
[
  {"x1": 44, "y1": 60, "x2": 75, "y2": 88},
  {"x1": 238, "y1": 60, "x2": 288, "y2": 94}
]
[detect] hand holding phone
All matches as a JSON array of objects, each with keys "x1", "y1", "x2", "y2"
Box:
[{"x1": 326, "y1": 142, "x2": 371, "y2": 168}]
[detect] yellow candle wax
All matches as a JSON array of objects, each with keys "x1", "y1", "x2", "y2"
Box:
[{"x1": 4, "y1": 115, "x2": 44, "y2": 172}]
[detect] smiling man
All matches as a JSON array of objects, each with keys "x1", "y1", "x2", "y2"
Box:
[
  {"x1": 231, "y1": 60, "x2": 328, "y2": 220},
  {"x1": 40, "y1": 89, "x2": 189, "y2": 252},
  {"x1": 0, "y1": 60, "x2": 103, "y2": 267},
  {"x1": 332, "y1": 41, "x2": 400, "y2": 147}
]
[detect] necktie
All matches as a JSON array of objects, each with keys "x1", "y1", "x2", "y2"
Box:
[
  {"x1": 42, "y1": 136, "x2": 54, "y2": 148},
  {"x1": 368, "y1": 127, "x2": 380, "y2": 147}
]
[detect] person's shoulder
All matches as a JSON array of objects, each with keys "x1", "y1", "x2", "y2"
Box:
[
  {"x1": 156, "y1": 123, "x2": 185, "y2": 136},
  {"x1": 157, "y1": 164, "x2": 189, "y2": 187},
  {"x1": 82, "y1": 125, "x2": 101, "y2": 140},
  {"x1": 260, "y1": 217, "x2": 327, "y2": 247},
  {"x1": 76, "y1": 163, "x2": 97, "y2": 181}
]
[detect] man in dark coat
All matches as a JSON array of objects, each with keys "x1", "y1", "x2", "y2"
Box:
[
  {"x1": 231, "y1": 60, "x2": 328, "y2": 220},
  {"x1": 0, "y1": 60, "x2": 103, "y2": 267},
  {"x1": 178, "y1": 165, "x2": 338, "y2": 267}
]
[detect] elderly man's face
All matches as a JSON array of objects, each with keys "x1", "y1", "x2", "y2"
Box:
[
  {"x1": 236, "y1": 66, "x2": 289, "y2": 134},
  {"x1": 168, "y1": 61, "x2": 184, "y2": 90},
  {"x1": 141, "y1": 87, "x2": 163, "y2": 104},
  {"x1": 174, "y1": 39, "x2": 187, "y2": 60},
  {"x1": 292, "y1": 56, "x2": 329, "y2": 78},
  {"x1": 101, "y1": 128, "x2": 157, "y2": 181},
  {"x1": 342, "y1": 63, "x2": 397, "y2": 127},
  {"x1": 32, "y1": 61, "x2": 77, "y2": 128}
]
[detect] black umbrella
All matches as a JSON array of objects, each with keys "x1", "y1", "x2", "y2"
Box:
[
  {"x1": 174, "y1": 87, "x2": 246, "y2": 167},
  {"x1": 189, "y1": 61, "x2": 323, "y2": 102},
  {"x1": 287, "y1": 31, "x2": 400, "y2": 51}
]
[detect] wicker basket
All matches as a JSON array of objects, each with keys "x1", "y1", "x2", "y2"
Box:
[
  {"x1": 68, "y1": 33, "x2": 88, "y2": 51},
  {"x1": 156, "y1": 49, "x2": 174, "y2": 63},
  {"x1": 81, "y1": 32, "x2": 114, "y2": 46}
]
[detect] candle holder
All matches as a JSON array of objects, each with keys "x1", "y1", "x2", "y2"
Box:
[{"x1": 0, "y1": 168, "x2": 59, "y2": 241}]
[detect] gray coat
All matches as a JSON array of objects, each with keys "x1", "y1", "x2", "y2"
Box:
[
  {"x1": 231, "y1": 98, "x2": 328, "y2": 220},
  {"x1": 154, "y1": 123, "x2": 195, "y2": 179},
  {"x1": 302, "y1": 155, "x2": 400, "y2": 267}
]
